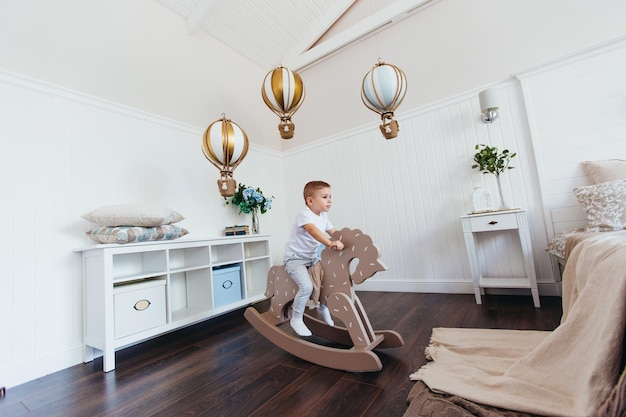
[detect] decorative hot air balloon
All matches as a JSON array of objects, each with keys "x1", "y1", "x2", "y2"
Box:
[
  {"x1": 361, "y1": 59, "x2": 407, "y2": 139},
  {"x1": 261, "y1": 66, "x2": 305, "y2": 140},
  {"x1": 202, "y1": 114, "x2": 249, "y2": 197}
]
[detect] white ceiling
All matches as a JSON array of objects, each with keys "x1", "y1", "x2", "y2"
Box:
[{"x1": 155, "y1": 0, "x2": 437, "y2": 71}]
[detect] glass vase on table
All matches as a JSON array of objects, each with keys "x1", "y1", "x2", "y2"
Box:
[
  {"x1": 495, "y1": 174, "x2": 509, "y2": 210},
  {"x1": 251, "y1": 209, "x2": 259, "y2": 234}
]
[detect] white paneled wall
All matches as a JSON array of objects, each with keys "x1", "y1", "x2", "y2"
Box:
[
  {"x1": 282, "y1": 79, "x2": 549, "y2": 293},
  {"x1": 0, "y1": 70, "x2": 287, "y2": 388},
  {"x1": 516, "y1": 36, "x2": 626, "y2": 236}
]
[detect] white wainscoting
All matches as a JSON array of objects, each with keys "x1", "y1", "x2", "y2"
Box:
[
  {"x1": 516, "y1": 36, "x2": 626, "y2": 236},
  {"x1": 282, "y1": 78, "x2": 552, "y2": 294},
  {"x1": 281, "y1": 36, "x2": 626, "y2": 296},
  {"x1": 0, "y1": 70, "x2": 287, "y2": 389}
]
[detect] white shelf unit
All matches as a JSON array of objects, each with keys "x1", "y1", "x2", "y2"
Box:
[{"x1": 76, "y1": 234, "x2": 271, "y2": 372}]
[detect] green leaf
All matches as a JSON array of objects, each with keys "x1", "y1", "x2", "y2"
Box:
[{"x1": 471, "y1": 144, "x2": 516, "y2": 175}]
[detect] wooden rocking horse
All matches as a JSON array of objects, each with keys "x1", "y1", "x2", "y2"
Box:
[{"x1": 244, "y1": 228, "x2": 404, "y2": 372}]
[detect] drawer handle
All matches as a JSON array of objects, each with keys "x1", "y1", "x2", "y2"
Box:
[
  {"x1": 488, "y1": 221, "x2": 498, "y2": 225},
  {"x1": 133, "y1": 299, "x2": 151, "y2": 311},
  {"x1": 222, "y1": 280, "x2": 233, "y2": 289}
]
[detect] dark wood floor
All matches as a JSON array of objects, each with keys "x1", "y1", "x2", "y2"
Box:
[{"x1": 0, "y1": 292, "x2": 562, "y2": 417}]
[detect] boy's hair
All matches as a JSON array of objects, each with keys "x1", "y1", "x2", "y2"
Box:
[{"x1": 303, "y1": 181, "x2": 331, "y2": 202}]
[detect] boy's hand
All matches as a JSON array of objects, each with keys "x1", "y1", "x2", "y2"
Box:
[{"x1": 329, "y1": 240, "x2": 344, "y2": 251}]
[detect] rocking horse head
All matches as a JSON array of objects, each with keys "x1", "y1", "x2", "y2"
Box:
[{"x1": 320, "y1": 228, "x2": 386, "y2": 285}]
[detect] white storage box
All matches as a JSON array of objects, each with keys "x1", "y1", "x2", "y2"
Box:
[
  {"x1": 212, "y1": 265, "x2": 242, "y2": 308},
  {"x1": 114, "y1": 279, "x2": 166, "y2": 338}
]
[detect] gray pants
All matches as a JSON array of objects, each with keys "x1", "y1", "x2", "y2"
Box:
[{"x1": 284, "y1": 255, "x2": 314, "y2": 317}]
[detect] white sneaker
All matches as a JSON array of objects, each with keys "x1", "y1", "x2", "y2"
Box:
[
  {"x1": 290, "y1": 318, "x2": 312, "y2": 337},
  {"x1": 317, "y1": 304, "x2": 334, "y2": 326}
]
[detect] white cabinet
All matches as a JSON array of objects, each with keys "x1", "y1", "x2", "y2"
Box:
[
  {"x1": 460, "y1": 210, "x2": 540, "y2": 307},
  {"x1": 76, "y1": 235, "x2": 271, "y2": 371}
]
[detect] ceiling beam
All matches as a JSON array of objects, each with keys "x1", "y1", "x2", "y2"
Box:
[
  {"x1": 284, "y1": 0, "x2": 440, "y2": 71},
  {"x1": 187, "y1": 0, "x2": 218, "y2": 35},
  {"x1": 293, "y1": 0, "x2": 357, "y2": 54}
]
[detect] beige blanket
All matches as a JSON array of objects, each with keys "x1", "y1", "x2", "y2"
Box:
[{"x1": 410, "y1": 230, "x2": 626, "y2": 417}]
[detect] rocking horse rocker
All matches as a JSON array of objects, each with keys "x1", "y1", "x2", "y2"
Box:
[{"x1": 244, "y1": 228, "x2": 404, "y2": 372}]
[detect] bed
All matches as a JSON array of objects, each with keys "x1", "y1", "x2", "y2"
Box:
[
  {"x1": 547, "y1": 159, "x2": 626, "y2": 266},
  {"x1": 404, "y1": 159, "x2": 626, "y2": 417}
]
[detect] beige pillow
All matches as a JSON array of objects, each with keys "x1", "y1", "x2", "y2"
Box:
[
  {"x1": 581, "y1": 159, "x2": 626, "y2": 184},
  {"x1": 573, "y1": 179, "x2": 626, "y2": 232},
  {"x1": 82, "y1": 204, "x2": 185, "y2": 227},
  {"x1": 546, "y1": 228, "x2": 585, "y2": 260}
]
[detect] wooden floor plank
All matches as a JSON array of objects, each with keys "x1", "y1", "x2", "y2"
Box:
[
  {"x1": 198, "y1": 364, "x2": 306, "y2": 417},
  {"x1": 155, "y1": 339, "x2": 298, "y2": 416},
  {"x1": 302, "y1": 378, "x2": 381, "y2": 417},
  {"x1": 249, "y1": 365, "x2": 345, "y2": 417}
]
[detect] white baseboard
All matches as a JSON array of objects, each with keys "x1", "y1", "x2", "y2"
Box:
[
  {"x1": 355, "y1": 280, "x2": 475, "y2": 293},
  {"x1": 537, "y1": 282, "x2": 562, "y2": 296},
  {"x1": 2, "y1": 347, "x2": 84, "y2": 389},
  {"x1": 356, "y1": 280, "x2": 563, "y2": 297}
]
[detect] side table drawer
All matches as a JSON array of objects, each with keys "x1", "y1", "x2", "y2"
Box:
[
  {"x1": 469, "y1": 212, "x2": 518, "y2": 232},
  {"x1": 114, "y1": 279, "x2": 166, "y2": 339}
]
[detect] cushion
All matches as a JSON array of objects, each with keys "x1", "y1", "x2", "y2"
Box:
[
  {"x1": 546, "y1": 228, "x2": 584, "y2": 260},
  {"x1": 86, "y1": 225, "x2": 189, "y2": 244},
  {"x1": 573, "y1": 179, "x2": 626, "y2": 232},
  {"x1": 582, "y1": 159, "x2": 626, "y2": 184},
  {"x1": 82, "y1": 204, "x2": 184, "y2": 227}
]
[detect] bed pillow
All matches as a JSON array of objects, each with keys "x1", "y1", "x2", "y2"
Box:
[
  {"x1": 86, "y1": 225, "x2": 189, "y2": 244},
  {"x1": 573, "y1": 179, "x2": 626, "y2": 232},
  {"x1": 581, "y1": 159, "x2": 626, "y2": 184},
  {"x1": 82, "y1": 203, "x2": 184, "y2": 227},
  {"x1": 546, "y1": 228, "x2": 584, "y2": 260}
]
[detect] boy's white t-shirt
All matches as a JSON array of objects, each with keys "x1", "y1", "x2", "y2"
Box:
[{"x1": 285, "y1": 206, "x2": 333, "y2": 258}]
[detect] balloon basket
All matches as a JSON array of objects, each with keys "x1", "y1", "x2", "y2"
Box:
[
  {"x1": 278, "y1": 121, "x2": 295, "y2": 139},
  {"x1": 379, "y1": 119, "x2": 399, "y2": 139},
  {"x1": 218, "y1": 178, "x2": 237, "y2": 197}
]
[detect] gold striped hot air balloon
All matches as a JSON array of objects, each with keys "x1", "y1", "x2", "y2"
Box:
[
  {"x1": 261, "y1": 66, "x2": 305, "y2": 139},
  {"x1": 202, "y1": 114, "x2": 249, "y2": 197},
  {"x1": 361, "y1": 59, "x2": 407, "y2": 139}
]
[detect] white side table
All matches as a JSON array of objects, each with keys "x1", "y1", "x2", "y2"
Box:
[{"x1": 460, "y1": 209, "x2": 540, "y2": 307}]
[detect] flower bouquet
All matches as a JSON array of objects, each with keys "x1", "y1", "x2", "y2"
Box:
[{"x1": 227, "y1": 183, "x2": 272, "y2": 233}]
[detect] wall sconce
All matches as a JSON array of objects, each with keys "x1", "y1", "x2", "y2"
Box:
[{"x1": 478, "y1": 88, "x2": 499, "y2": 124}]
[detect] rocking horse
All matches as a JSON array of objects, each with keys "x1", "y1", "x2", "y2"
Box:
[{"x1": 244, "y1": 228, "x2": 404, "y2": 372}]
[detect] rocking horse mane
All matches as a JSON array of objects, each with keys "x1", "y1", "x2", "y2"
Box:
[{"x1": 321, "y1": 228, "x2": 386, "y2": 285}]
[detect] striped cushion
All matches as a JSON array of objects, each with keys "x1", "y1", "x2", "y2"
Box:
[{"x1": 87, "y1": 225, "x2": 189, "y2": 244}]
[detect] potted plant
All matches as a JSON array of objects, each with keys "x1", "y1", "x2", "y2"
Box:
[{"x1": 471, "y1": 144, "x2": 516, "y2": 210}]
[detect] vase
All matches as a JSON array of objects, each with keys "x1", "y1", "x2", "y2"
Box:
[
  {"x1": 495, "y1": 174, "x2": 509, "y2": 210},
  {"x1": 251, "y1": 210, "x2": 259, "y2": 234},
  {"x1": 472, "y1": 187, "x2": 494, "y2": 212}
]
